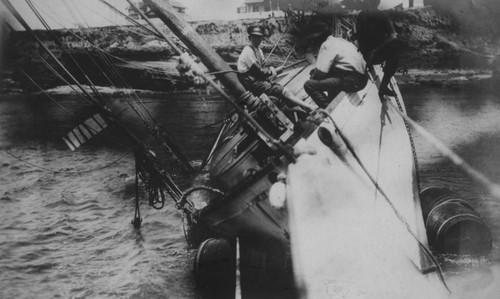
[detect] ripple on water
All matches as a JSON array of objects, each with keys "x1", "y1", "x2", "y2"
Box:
[
  {"x1": 6, "y1": 262, "x2": 58, "y2": 275},
  {"x1": 2, "y1": 87, "x2": 499, "y2": 298},
  {"x1": 0, "y1": 194, "x2": 16, "y2": 202}
]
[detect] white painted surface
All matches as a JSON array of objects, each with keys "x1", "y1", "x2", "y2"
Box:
[{"x1": 287, "y1": 77, "x2": 449, "y2": 298}]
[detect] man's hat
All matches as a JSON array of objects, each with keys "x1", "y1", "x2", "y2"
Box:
[{"x1": 247, "y1": 25, "x2": 265, "y2": 37}]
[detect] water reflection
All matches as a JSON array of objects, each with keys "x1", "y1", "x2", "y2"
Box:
[{"x1": 402, "y1": 85, "x2": 500, "y2": 298}]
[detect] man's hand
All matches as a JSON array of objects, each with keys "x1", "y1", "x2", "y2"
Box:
[
  {"x1": 306, "y1": 108, "x2": 327, "y2": 125},
  {"x1": 309, "y1": 68, "x2": 317, "y2": 78},
  {"x1": 262, "y1": 68, "x2": 273, "y2": 77},
  {"x1": 263, "y1": 67, "x2": 277, "y2": 78},
  {"x1": 269, "y1": 66, "x2": 278, "y2": 77},
  {"x1": 305, "y1": 53, "x2": 316, "y2": 64}
]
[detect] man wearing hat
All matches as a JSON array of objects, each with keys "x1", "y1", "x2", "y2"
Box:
[
  {"x1": 237, "y1": 25, "x2": 316, "y2": 112},
  {"x1": 303, "y1": 22, "x2": 368, "y2": 108}
]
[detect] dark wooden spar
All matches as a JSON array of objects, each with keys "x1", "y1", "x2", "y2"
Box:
[{"x1": 144, "y1": 0, "x2": 246, "y2": 98}]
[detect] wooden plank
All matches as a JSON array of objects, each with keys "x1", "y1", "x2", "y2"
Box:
[
  {"x1": 83, "y1": 116, "x2": 103, "y2": 134},
  {"x1": 78, "y1": 124, "x2": 93, "y2": 139},
  {"x1": 67, "y1": 132, "x2": 81, "y2": 149},
  {"x1": 62, "y1": 136, "x2": 76, "y2": 151}
]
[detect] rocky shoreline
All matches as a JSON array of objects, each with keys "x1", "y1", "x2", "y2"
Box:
[
  {"x1": 1, "y1": 6, "x2": 499, "y2": 95},
  {"x1": 395, "y1": 69, "x2": 493, "y2": 87},
  {"x1": 1, "y1": 68, "x2": 494, "y2": 96}
]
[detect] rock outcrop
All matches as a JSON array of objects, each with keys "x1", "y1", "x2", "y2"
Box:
[{"x1": 2, "y1": 7, "x2": 499, "y2": 93}]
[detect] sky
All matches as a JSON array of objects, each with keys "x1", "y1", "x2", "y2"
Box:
[
  {"x1": 4, "y1": 0, "x2": 499, "y2": 31},
  {"x1": 0, "y1": 0, "x2": 243, "y2": 31},
  {"x1": 182, "y1": 0, "x2": 240, "y2": 21}
]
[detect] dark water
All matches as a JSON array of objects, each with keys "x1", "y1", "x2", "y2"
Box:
[
  {"x1": 1, "y1": 85, "x2": 500, "y2": 298},
  {"x1": 402, "y1": 84, "x2": 500, "y2": 298}
]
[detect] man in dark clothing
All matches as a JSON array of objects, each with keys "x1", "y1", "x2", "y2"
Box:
[{"x1": 356, "y1": 0, "x2": 401, "y2": 98}]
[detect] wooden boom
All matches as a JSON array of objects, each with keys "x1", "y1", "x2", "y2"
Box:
[{"x1": 144, "y1": 0, "x2": 247, "y2": 99}]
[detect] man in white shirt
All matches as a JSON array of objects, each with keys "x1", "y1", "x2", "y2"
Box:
[
  {"x1": 303, "y1": 23, "x2": 368, "y2": 108},
  {"x1": 238, "y1": 25, "x2": 316, "y2": 112}
]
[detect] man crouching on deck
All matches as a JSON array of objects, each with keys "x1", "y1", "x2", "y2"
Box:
[
  {"x1": 238, "y1": 25, "x2": 316, "y2": 112},
  {"x1": 304, "y1": 23, "x2": 368, "y2": 109}
]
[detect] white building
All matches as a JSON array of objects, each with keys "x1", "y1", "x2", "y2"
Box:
[
  {"x1": 406, "y1": 0, "x2": 425, "y2": 8},
  {"x1": 127, "y1": 0, "x2": 187, "y2": 19},
  {"x1": 237, "y1": 0, "x2": 285, "y2": 19},
  {"x1": 379, "y1": 0, "x2": 425, "y2": 10}
]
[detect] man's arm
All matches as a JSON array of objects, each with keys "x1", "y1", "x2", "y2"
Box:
[
  {"x1": 246, "y1": 63, "x2": 275, "y2": 80},
  {"x1": 368, "y1": 17, "x2": 398, "y2": 64}
]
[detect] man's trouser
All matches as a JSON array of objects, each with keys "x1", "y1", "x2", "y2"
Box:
[
  {"x1": 368, "y1": 39, "x2": 401, "y2": 94},
  {"x1": 239, "y1": 75, "x2": 285, "y2": 99},
  {"x1": 304, "y1": 71, "x2": 367, "y2": 108}
]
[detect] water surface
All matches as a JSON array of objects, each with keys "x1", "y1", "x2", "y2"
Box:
[{"x1": 1, "y1": 85, "x2": 500, "y2": 298}]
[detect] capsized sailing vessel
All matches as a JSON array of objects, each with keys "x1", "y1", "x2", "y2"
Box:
[
  {"x1": 3, "y1": 0, "x2": 493, "y2": 297},
  {"x1": 139, "y1": 0, "x2": 452, "y2": 297}
]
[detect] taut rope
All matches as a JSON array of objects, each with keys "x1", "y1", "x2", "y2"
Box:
[{"x1": 318, "y1": 109, "x2": 451, "y2": 293}]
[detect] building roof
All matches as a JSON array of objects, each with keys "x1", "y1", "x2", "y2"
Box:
[
  {"x1": 244, "y1": 0, "x2": 265, "y2": 4},
  {"x1": 171, "y1": 0, "x2": 186, "y2": 9}
]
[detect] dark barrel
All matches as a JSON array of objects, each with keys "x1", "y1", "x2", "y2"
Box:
[
  {"x1": 194, "y1": 238, "x2": 236, "y2": 298},
  {"x1": 420, "y1": 187, "x2": 492, "y2": 257}
]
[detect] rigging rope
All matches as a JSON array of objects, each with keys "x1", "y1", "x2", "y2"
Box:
[
  {"x1": 134, "y1": 147, "x2": 183, "y2": 206},
  {"x1": 4, "y1": 0, "x2": 190, "y2": 179},
  {"x1": 132, "y1": 162, "x2": 142, "y2": 229},
  {"x1": 36, "y1": 0, "x2": 157, "y2": 126},
  {"x1": 392, "y1": 89, "x2": 421, "y2": 194},
  {"x1": 386, "y1": 100, "x2": 500, "y2": 201},
  {"x1": 98, "y1": 0, "x2": 163, "y2": 38},
  {"x1": 19, "y1": 68, "x2": 135, "y2": 149},
  {"x1": 128, "y1": 0, "x2": 294, "y2": 161},
  {"x1": 32, "y1": 0, "x2": 193, "y2": 178},
  {"x1": 317, "y1": 109, "x2": 451, "y2": 293},
  {"x1": 126, "y1": 0, "x2": 183, "y2": 54},
  {"x1": 19, "y1": 68, "x2": 77, "y2": 118},
  {"x1": 63, "y1": 1, "x2": 196, "y2": 176},
  {"x1": 5, "y1": 0, "x2": 104, "y2": 112},
  {"x1": 174, "y1": 118, "x2": 225, "y2": 133},
  {"x1": 28, "y1": 10, "x2": 179, "y2": 82},
  {"x1": 50, "y1": 0, "x2": 194, "y2": 175},
  {"x1": 26, "y1": 0, "x2": 105, "y2": 103},
  {"x1": 4, "y1": 0, "x2": 193, "y2": 224}
]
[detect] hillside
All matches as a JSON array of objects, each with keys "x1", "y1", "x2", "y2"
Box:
[{"x1": 1, "y1": 6, "x2": 499, "y2": 93}]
